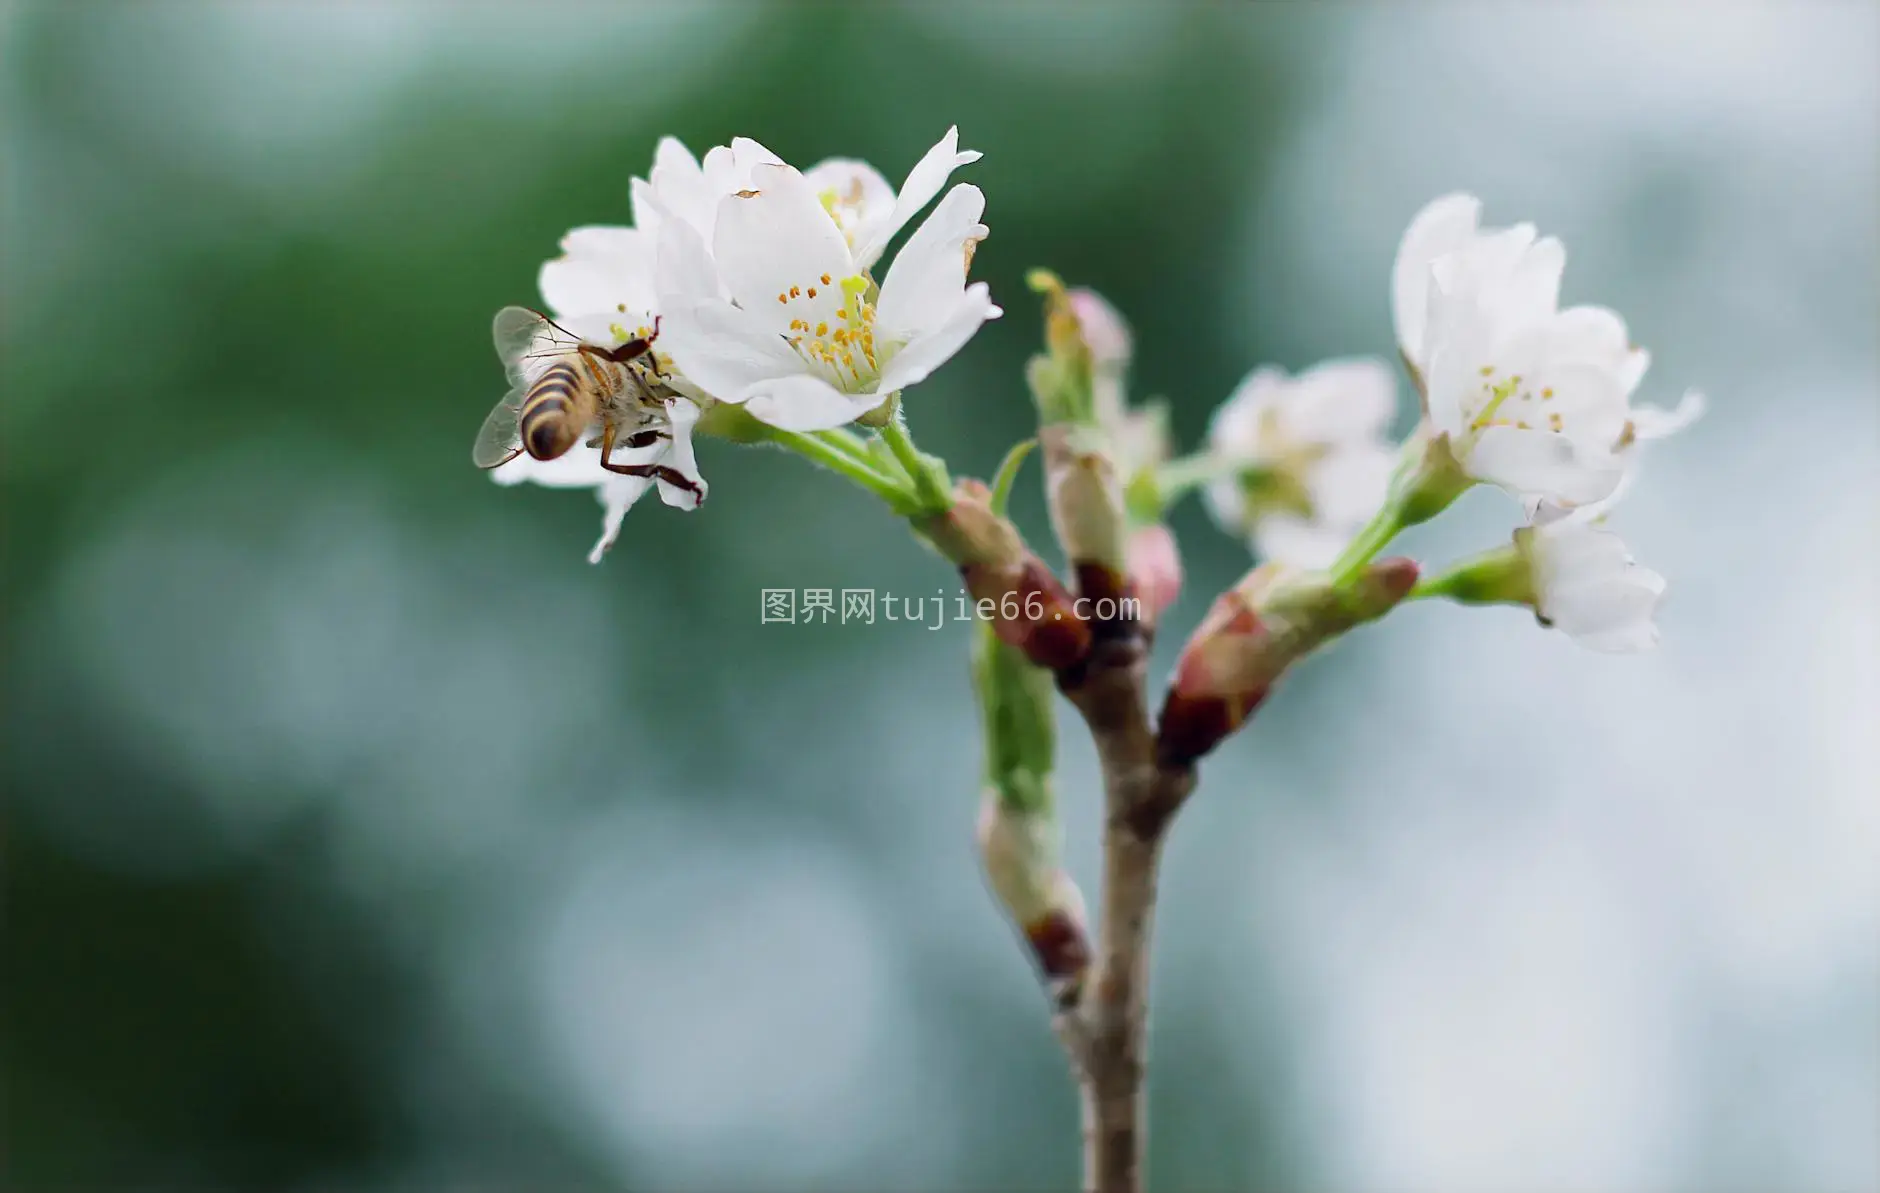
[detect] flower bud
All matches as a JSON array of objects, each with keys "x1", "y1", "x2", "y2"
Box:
[
  {"x1": 1066, "y1": 287, "x2": 1133, "y2": 373},
  {"x1": 1420, "y1": 519, "x2": 1664, "y2": 652},
  {"x1": 1041, "y1": 422, "x2": 1127, "y2": 577},
  {"x1": 1156, "y1": 557, "x2": 1419, "y2": 766},
  {"x1": 1125, "y1": 524, "x2": 1184, "y2": 631},
  {"x1": 920, "y1": 479, "x2": 1092, "y2": 672},
  {"x1": 977, "y1": 792, "x2": 1090, "y2": 1006},
  {"x1": 1025, "y1": 269, "x2": 1096, "y2": 425}
]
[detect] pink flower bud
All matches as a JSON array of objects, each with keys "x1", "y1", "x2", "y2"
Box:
[
  {"x1": 1125, "y1": 524, "x2": 1184, "y2": 630},
  {"x1": 1156, "y1": 558, "x2": 1419, "y2": 765},
  {"x1": 1066, "y1": 287, "x2": 1133, "y2": 372}
]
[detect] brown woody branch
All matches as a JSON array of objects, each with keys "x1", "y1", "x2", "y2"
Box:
[{"x1": 1054, "y1": 612, "x2": 1194, "y2": 1193}]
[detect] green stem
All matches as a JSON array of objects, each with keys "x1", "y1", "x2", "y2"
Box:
[
  {"x1": 880, "y1": 415, "x2": 950, "y2": 512},
  {"x1": 814, "y1": 427, "x2": 882, "y2": 468},
  {"x1": 1403, "y1": 542, "x2": 1531, "y2": 607},
  {"x1": 1155, "y1": 453, "x2": 1242, "y2": 504},
  {"x1": 769, "y1": 428, "x2": 916, "y2": 510},
  {"x1": 1327, "y1": 505, "x2": 1406, "y2": 588}
]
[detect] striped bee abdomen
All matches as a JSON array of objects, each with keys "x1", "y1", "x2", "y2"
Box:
[{"x1": 519, "y1": 362, "x2": 590, "y2": 460}]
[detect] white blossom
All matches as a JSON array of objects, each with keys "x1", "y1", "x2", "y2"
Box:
[
  {"x1": 1202, "y1": 359, "x2": 1399, "y2": 569},
  {"x1": 482, "y1": 129, "x2": 986, "y2": 544},
  {"x1": 635, "y1": 127, "x2": 981, "y2": 303},
  {"x1": 1518, "y1": 515, "x2": 1665, "y2": 653},
  {"x1": 655, "y1": 155, "x2": 1000, "y2": 431},
  {"x1": 1393, "y1": 193, "x2": 1636, "y2": 509},
  {"x1": 487, "y1": 141, "x2": 780, "y2": 558}
]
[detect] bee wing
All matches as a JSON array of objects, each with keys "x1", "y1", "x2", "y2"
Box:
[
  {"x1": 472, "y1": 385, "x2": 527, "y2": 469},
  {"x1": 493, "y1": 305, "x2": 585, "y2": 386}
]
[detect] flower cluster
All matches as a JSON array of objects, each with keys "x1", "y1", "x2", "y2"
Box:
[
  {"x1": 479, "y1": 128, "x2": 999, "y2": 559},
  {"x1": 1098, "y1": 192, "x2": 1702, "y2": 652},
  {"x1": 474, "y1": 135, "x2": 1702, "y2": 653},
  {"x1": 469, "y1": 136, "x2": 1715, "y2": 1108},
  {"x1": 1386, "y1": 193, "x2": 1703, "y2": 650}
]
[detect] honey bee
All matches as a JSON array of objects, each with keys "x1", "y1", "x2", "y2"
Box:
[{"x1": 472, "y1": 306, "x2": 700, "y2": 500}]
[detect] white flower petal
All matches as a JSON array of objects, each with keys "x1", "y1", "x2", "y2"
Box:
[
  {"x1": 1630, "y1": 388, "x2": 1707, "y2": 440},
  {"x1": 717, "y1": 137, "x2": 784, "y2": 193},
  {"x1": 1534, "y1": 518, "x2": 1632, "y2": 575},
  {"x1": 1619, "y1": 347, "x2": 1652, "y2": 397},
  {"x1": 711, "y1": 163, "x2": 855, "y2": 332},
  {"x1": 1549, "y1": 304, "x2": 1632, "y2": 370},
  {"x1": 1252, "y1": 515, "x2": 1351, "y2": 571},
  {"x1": 1489, "y1": 235, "x2": 1565, "y2": 332},
  {"x1": 493, "y1": 445, "x2": 602, "y2": 490},
  {"x1": 655, "y1": 397, "x2": 707, "y2": 509},
  {"x1": 1392, "y1": 193, "x2": 1482, "y2": 365},
  {"x1": 1546, "y1": 570, "x2": 1666, "y2": 652},
  {"x1": 492, "y1": 443, "x2": 653, "y2": 564},
  {"x1": 629, "y1": 175, "x2": 661, "y2": 239},
  {"x1": 1422, "y1": 298, "x2": 1501, "y2": 438},
  {"x1": 1431, "y1": 223, "x2": 1539, "y2": 302},
  {"x1": 802, "y1": 157, "x2": 896, "y2": 255},
  {"x1": 1209, "y1": 366, "x2": 1288, "y2": 456},
  {"x1": 1281, "y1": 357, "x2": 1399, "y2": 442},
  {"x1": 875, "y1": 184, "x2": 988, "y2": 339},
  {"x1": 647, "y1": 136, "x2": 713, "y2": 236},
  {"x1": 588, "y1": 478, "x2": 653, "y2": 563},
  {"x1": 1306, "y1": 442, "x2": 1397, "y2": 526},
  {"x1": 652, "y1": 201, "x2": 723, "y2": 305},
  {"x1": 659, "y1": 298, "x2": 805, "y2": 399},
  {"x1": 855, "y1": 126, "x2": 982, "y2": 269},
  {"x1": 1528, "y1": 520, "x2": 1665, "y2": 651},
  {"x1": 875, "y1": 282, "x2": 999, "y2": 395},
  {"x1": 1202, "y1": 477, "x2": 1245, "y2": 534},
  {"x1": 554, "y1": 311, "x2": 630, "y2": 346},
  {"x1": 539, "y1": 226, "x2": 658, "y2": 318},
  {"x1": 740, "y1": 372, "x2": 885, "y2": 432},
  {"x1": 1572, "y1": 619, "x2": 1662, "y2": 653},
  {"x1": 1465, "y1": 425, "x2": 1624, "y2": 506}
]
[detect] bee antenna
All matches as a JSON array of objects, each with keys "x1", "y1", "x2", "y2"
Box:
[{"x1": 537, "y1": 311, "x2": 585, "y2": 343}]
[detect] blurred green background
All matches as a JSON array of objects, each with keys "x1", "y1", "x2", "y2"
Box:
[{"x1": 4, "y1": 3, "x2": 1876, "y2": 1191}]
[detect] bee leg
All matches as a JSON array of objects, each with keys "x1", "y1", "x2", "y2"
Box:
[
  {"x1": 598, "y1": 423, "x2": 701, "y2": 503},
  {"x1": 598, "y1": 458, "x2": 703, "y2": 503},
  {"x1": 643, "y1": 317, "x2": 669, "y2": 380},
  {"x1": 604, "y1": 317, "x2": 662, "y2": 367}
]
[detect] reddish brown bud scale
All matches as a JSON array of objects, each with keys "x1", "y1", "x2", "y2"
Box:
[
  {"x1": 959, "y1": 558, "x2": 1093, "y2": 672},
  {"x1": 1156, "y1": 592, "x2": 1275, "y2": 766},
  {"x1": 1156, "y1": 687, "x2": 1269, "y2": 770},
  {"x1": 921, "y1": 477, "x2": 1096, "y2": 672},
  {"x1": 1024, "y1": 909, "x2": 1093, "y2": 1007},
  {"x1": 1072, "y1": 561, "x2": 1141, "y2": 643}
]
